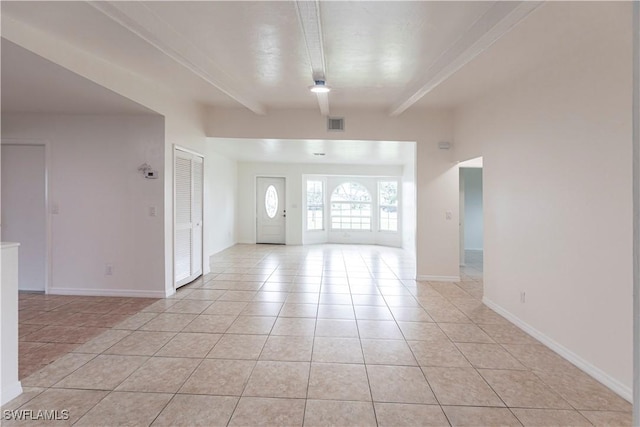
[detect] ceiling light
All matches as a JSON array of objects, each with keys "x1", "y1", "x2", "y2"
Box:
[{"x1": 309, "y1": 80, "x2": 331, "y2": 93}]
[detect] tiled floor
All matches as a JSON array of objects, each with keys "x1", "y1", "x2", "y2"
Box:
[
  {"x1": 17, "y1": 294, "x2": 158, "y2": 378},
  {"x1": 4, "y1": 244, "x2": 632, "y2": 426}
]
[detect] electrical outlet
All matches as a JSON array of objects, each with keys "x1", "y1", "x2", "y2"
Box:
[
  {"x1": 445, "y1": 211, "x2": 452, "y2": 220},
  {"x1": 149, "y1": 206, "x2": 157, "y2": 217},
  {"x1": 520, "y1": 291, "x2": 526, "y2": 303},
  {"x1": 105, "y1": 264, "x2": 113, "y2": 276}
]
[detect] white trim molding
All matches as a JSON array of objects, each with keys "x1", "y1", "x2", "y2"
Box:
[
  {"x1": 483, "y1": 297, "x2": 633, "y2": 403},
  {"x1": 48, "y1": 287, "x2": 166, "y2": 299},
  {"x1": 416, "y1": 275, "x2": 460, "y2": 282}
]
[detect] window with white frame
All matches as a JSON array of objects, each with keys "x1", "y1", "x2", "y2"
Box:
[
  {"x1": 306, "y1": 180, "x2": 324, "y2": 230},
  {"x1": 379, "y1": 181, "x2": 398, "y2": 231},
  {"x1": 330, "y1": 182, "x2": 372, "y2": 230}
]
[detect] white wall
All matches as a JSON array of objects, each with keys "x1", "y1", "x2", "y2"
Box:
[
  {"x1": 402, "y1": 156, "x2": 417, "y2": 253},
  {"x1": 461, "y1": 168, "x2": 483, "y2": 250},
  {"x1": 453, "y1": 2, "x2": 633, "y2": 398},
  {"x1": 236, "y1": 162, "x2": 403, "y2": 246},
  {"x1": 203, "y1": 148, "x2": 237, "y2": 256},
  {"x1": 1, "y1": 113, "x2": 166, "y2": 297}
]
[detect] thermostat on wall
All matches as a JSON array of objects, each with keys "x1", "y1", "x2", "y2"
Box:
[{"x1": 138, "y1": 163, "x2": 159, "y2": 179}]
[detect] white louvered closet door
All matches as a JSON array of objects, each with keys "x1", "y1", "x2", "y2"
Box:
[{"x1": 174, "y1": 149, "x2": 203, "y2": 288}]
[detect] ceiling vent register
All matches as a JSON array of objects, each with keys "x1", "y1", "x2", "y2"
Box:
[{"x1": 327, "y1": 117, "x2": 345, "y2": 132}]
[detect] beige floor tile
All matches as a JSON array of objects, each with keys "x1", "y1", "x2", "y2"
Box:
[
  {"x1": 580, "y1": 410, "x2": 633, "y2": 426},
  {"x1": 218, "y1": 290, "x2": 258, "y2": 301},
  {"x1": 308, "y1": 363, "x2": 371, "y2": 401},
  {"x1": 253, "y1": 291, "x2": 289, "y2": 303},
  {"x1": 112, "y1": 312, "x2": 158, "y2": 330},
  {"x1": 207, "y1": 334, "x2": 267, "y2": 359},
  {"x1": 312, "y1": 337, "x2": 364, "y2": 363},
  {"x1": 271, "y1": 317, "x2": 316, "y2": 336},
  {"x1": 319, "y1": 293, "x2": 353, "y2": 305},
  {"x1": 182, "y1": 314, "x2": 237, "y2": 333},
  {"x1": 442, "y1": 406, "x2": 522, "y2": 427},
  {"x1": 241, "y1": 302, "x2": 284, "y2": 316},
  {"x1": 1, "y1": 387, "x2": 45, "y2": 411},
  {"x1": 439, "y1": 323, "x2": 495, "y2": 343},
  {"x1": 317, "y1": 304, "x2": 355, "y2": 319},
  {"x1": 533, "y1": 367, "x2": 632, "y2": 412},
  {"x1": 156, "y1": 332, "x2": 222, "y2": 358},
  {"x1": 243, "y1": 361, "x2": 310, "y2": 398},
  {"x1": 354, "y1": 305, "x2": 394, "y2": 320},
  {"x1": 366, "y1": 365, "x2": 437, "y2": 404},
  {"x1": 479, "y1": 369, "x2": 572, "y2": 409},
  {"x1": 351, "y1": 294, "x2": 386, "y2": 305},
  {"x1": 228, "y1": 397, "x2": 305, "y2": 427},
  {"x1": 152, "y1": 394, "x2": 238, "y2": 426},
  {"x1": 75, "y1": 391, "x2": 172, "y2": 426},
  {"x1": 227, "y1": 316, "x2": 277, "y2": 334},
  {"x1": 11, "y1": 388, "x2": 108, "y2": 426},
  {"x1": 479, "y1": 323, "x2": 540, "y2": 345},
  {"x1": 142, "y1": 299, "x2": 179, "y2": 313},
  {"x1": 357, "y1": 320, "x2": 404, "y2": 339},
  {"x1": 179, "y1": 359, "x2": 255, "y2": 395},
  {"x1": 116, "y1": 356, "x2": 200, "y2": 392},
  {"x1": 456, "y1": 343, "x2": 526, "y2": 370},
  {"x1": 202, "y1": 301, "x2": 248, "y2": 316},
  {"x1": 423, "y1": 367, "x2": 504, "y2": 407},
  {"x1": 279, "y1": 303, "x2": 318, "y2": 318},
  {"x1": 511, "y1": 408, "x2": 593, "y2": 426},
  {"x1": 103, "y1": 331, "x2": 175, "y2": 356},
  {"x1": 408, "y1": 339, "x2": 472, "y2": 368},
  {"x1": 397, "y1": 322, "x2": 445, "y2": 341},
  {"x1": 54, "y1": 354, "x2": 147, "y2": 390},
  {"x1": 260, "y1": 336, "x2": 313, "y2": 361},
  {"x1": 361, "y1": 339, "x2": 417, "y2": 366},
  {"x1": 502, "y1": 344, "x2": 573, "y2": 372},
  {"x1": 21, "y1": 352, "x2": 96, "y2": 387},
  {"x1": 374, "y1": 403, "x2": 449, "y2": 426},
  {"x1": 304, "y1": 399, "x2": 377, "y2": 427},
  {"x1": 284, "y1": 293, "x2": 319, "y2": 304},
  {"x1": 182, "y1": 289, "x2": 226, "y2": 300},
  {"x1": 388, "y1": 307, "x2": 434, "y2": 322},
  {"x1": 72, "y1": 329, "x2": 131, "y2": 354},
  {"x1": 139, "y1": 313, "x2": 197, "y2": 332},
  {"x1": 315, "y1": 319, "x2": 359, "y2": 337}
]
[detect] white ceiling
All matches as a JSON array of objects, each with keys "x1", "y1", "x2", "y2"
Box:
[
  {"x1": 209, "y1": 138, "x2": 415, "y2": 166},
  {"x1": 1, "y1": 0, "x2": 547, "y2": 116}
]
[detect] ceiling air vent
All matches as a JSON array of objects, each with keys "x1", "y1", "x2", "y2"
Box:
[{"x1": 327, "y1": 117, "x2": 345, "y2": 132}]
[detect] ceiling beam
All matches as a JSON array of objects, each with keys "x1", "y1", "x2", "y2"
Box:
[
  {"x1": 295, "y1": 0, "x2": 330, "y2": 116},
  {"x1": 88, "y1": 1, "x2": 266, "y2": 115},
  {"x1": 389, "y1": 1, "x2": 543, "y2": 117}
]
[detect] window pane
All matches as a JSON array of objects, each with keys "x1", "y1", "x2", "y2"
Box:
[
  {"x1": 265, "y1": 185, "x2": 278, "y2": 218},
  {"x1": 379, "y1": 181, "x2": 398, "y2": 206},
  {"x1": 306, "y1": 180, "x2": 324, "y2": 230}
]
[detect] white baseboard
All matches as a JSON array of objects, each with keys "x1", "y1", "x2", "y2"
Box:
[
  {"x1": 1, "y1": 381, "x2": 22, "y2": 406},
  {"x1": 482, "y1": 297, "x2": 633, "y2": 403},
  {"x1": 416, "y1": 275, "x2": 460, "y2": 282},
  {"x1": 465, "y1": 248, "x2": 484, "y2": 252},
  {"x1": 48, "y1": 287, "x2": 166, "y2": 298}
]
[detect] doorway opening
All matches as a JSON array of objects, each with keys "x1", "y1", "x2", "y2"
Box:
[
  {"x1": 459, "y1": 157, "x2": 483, "y2": 291},
  {"x1": 1, "y1": 140, "x2": 49, "y2": 293}
]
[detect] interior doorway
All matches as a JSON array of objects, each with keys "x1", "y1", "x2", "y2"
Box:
[
  {"x1": 256, "y1": 177, "x2": 286, "y2": 244},
  {"x1": 1, "y1": 141, "x2": 48, "y2": 292},
  {"x1": 174, "y1": 147, "x2": 204, "y2": 289},
  {"x1": 459, "y1": 157, "x2": 484, "y2": 283}
]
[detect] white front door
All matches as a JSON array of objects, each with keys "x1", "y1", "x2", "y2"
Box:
[
  {"x1": 256, "y1": 177, "x2": 286, "y2": 244},
  {"x1": 1, "y1": 144, "x2": 47, "y2": 292},
  {"x1": 174, "y1": 148, "x2": 203, "y2": 288}
]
